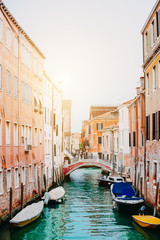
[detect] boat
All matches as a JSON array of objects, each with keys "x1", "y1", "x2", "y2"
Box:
[
  {"x1": 132, "y1": 215, "x2": 160, "y2": 229},
  {"x1": 10, "y1": 201, "x2": 44, "y2": 227},
  {"x1": 43, "y1": 186, "x2": 66, "y2": 205},
  {"x1": 98, "y1": 175, "x2": 124, "y2": 186},
  {"x1": 111, "y1": 182, "x2": 144, "y2": 213}
]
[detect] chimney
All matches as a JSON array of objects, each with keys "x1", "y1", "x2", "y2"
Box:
[
  {"x1": 140, "y1": 77, "x2": 144, "y2": 92},
  {"x1": 136, "y1": 87, "x2": 140, "y2": 95}
]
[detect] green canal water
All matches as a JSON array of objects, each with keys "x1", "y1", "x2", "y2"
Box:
[{"x1": 0, "y1": 168, "x2": 160, "y2": 240}]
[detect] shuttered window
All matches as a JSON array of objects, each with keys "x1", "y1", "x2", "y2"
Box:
[
  {"x1": 14, "y1": 76, "x2": 18, "y2": 98},
  {"x1": 0, "y1": 65, "x2": 2, "y2": 89},
  {"x1": 152, "y1": 113, "x2": 156, "y2": 140},
  {"x1": 98, "y1": 136, "x2": 102, "y2": 144},
  {"x1": 146, "y1": 115, "x2": 150, "y2": 140},
  {"x1": 153, "y1": 65, "x2": 156, "y2": 91},
  {"x1": 56, "y1": 125, "x2": 58, "y2": 136},
  {"x1": 54, "y1": 144, "x2": 56, "y2": 156},
  {"x1": 156, "y1": 9, "x2": 160, "y2": 37},
  {"x1": 129, "y1": 133, "x2": 131, "y2": 147},
  {"x1": 0, "y1": 18, "x2": 3, "y2": 42},
  {"x1": 133, "y1": 132, "x2": 136, "y2": 147},
  {"x1": 6, "y1": 70, "x2": 11, "y2": 94}
]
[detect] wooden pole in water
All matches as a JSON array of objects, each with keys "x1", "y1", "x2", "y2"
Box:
[
  {"x1": 153, "y1": 182, "x2": 159, "y2": 217},
  {"x1": 43, "y1": 174, "x2": 46, "y2": 191},
  {"x1": 38, "y1": 176, "x2": 40, "y2": 196},
  {"x1": 135, "y1": 172, "x2": 140, "y2": 197},
  {"x1": 9, "y1": 187, "x2": 12, "y2": 219},
  {"x1": 21, "y1": 183, "x2": 23, "y2": 209},
  {"x1": 140, "y1": 177, "x2": 142, "y2": 197}
]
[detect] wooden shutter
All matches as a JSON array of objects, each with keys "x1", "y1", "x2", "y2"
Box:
[
  {"x1": 146, "y1": 116, "x2": 148, "y2": 140},
  {"x1": 158, "y1": 111, "x2": 160, "y2": 140},
  {"x1": 152, "y1": 113, "x2": 155, "y2": 140},
  {"x1": 101, "y1": 123, "x2": 103, "y2": 129},
  {"x1": 156, "y1": 10, "x2": 160, "y2": 37},
  {"x1": 96, "y1": 123, "x2": 98, "y2": 130},
  {"x1": 129, "y1": 133, "x2": 131, "y2": 147},
  {"x1": 155, "y1": 112, "x2": 158, "y2": 140},
  {"x1": 148, "y1": 115, "x2": 150, "y2": 140}
]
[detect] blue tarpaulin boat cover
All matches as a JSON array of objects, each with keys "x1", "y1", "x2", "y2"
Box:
[{"x1": 112, "y1": 182, "x2": 135, "y2": 197}]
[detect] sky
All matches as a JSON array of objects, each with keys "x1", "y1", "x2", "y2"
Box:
[{"x1": 2, "y1": 0, "x2": 156, "y2": 132}]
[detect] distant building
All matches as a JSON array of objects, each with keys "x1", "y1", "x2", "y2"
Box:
[
  {"x1": 82, "y1": 110, "x2": 118, "y2": 159},
  {"x1": 71, "y1": 132, "x2": 81, "y2": 155},
  {"x1": 128, "y1": 78, "x2": 145, "y2": 190},
  {"x1": 63, "y1": 100, "x2": 72, "y2": 153},
  {"x1": 141, "y1": 0, "x2": 160, "y2": 207},
  {"x1": 101, "y1": 125, "x2": 119, "y2": 172},
  {"x1": 90, "y1": 105, "x2": 118, "y2": 119},
  {"x1": 118, "y1": 99, "x2": 134, "y2": 177}
]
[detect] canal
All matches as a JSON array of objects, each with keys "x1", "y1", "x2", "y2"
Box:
[{"x1": 0, "y1": 168, "x2": 160, "y2": 240}]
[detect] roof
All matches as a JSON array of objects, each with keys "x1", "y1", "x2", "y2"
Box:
[
  {"x1": 117, "y1": 98, "x2": 135, "y2": 110},
  {"x1": 101, "y1": 124, "x2": 119, "y2": 132},
  {"x1": 141, "y1": 0, "x2": 159, "y2": 33},
  {"x1": 0, "y1": 0, "x2": 45, "y2": 58},
  {"x1": 88, "y1": 110, "x2": 118, "y2": 123}
]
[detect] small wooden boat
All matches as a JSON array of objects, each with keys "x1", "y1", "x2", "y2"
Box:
[
  {"x1": 111, "y1": 182, "x2": 144, "y2": 213},
  {"x1": 10, "y1": 201, "x2": 44, "y2": 227},
  {"x1": 43, "y1": 186, "x2": 66, "y2": 205},
  {"x1": 132, "y1": 215, "x2": 160, "y2": 229},
  {"x1": 98, "y1": 175, "x2": 124, "y2": 186}
]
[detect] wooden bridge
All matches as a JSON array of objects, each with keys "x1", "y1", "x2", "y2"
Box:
[{"x1": 63, "y1": 158, "x2": 111, "y2": 176}]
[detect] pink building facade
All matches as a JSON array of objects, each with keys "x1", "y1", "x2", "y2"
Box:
[{"x1": 0, "y1": 1, "x2": 45, "y2": 221}]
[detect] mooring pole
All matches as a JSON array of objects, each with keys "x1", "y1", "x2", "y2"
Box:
[
  {"x1": 153, "y1": 182, "x2": 159, "y2": 217},
  {"x1": 9, "y1": 187, "x2": 12, "y2": 219}
]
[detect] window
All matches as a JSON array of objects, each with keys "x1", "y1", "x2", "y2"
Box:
[
  {"x1": 102, "y1": 136, "x2": 104, "y2": 147},
  {"x1": 0, "y1": 18, "x2": 3, "y2": 42},
  {"x1": 133, "y1": 131, "x2": 136, "y2": 147},
  {"x1": 146, "y1": 73, "x2": 149, "y2": 95},
  {"x1": 6, "y1": 70, "x2": 11, "y2": 94},
  {"x1": 0, "y1": 171, "x2": 3, "y2": 194},
  {"x1": 34, "y1": 128, "x2": 38, "y2": 146},
  {"x1": 6, "y1": 27, "x2": 11, "y2": 49},
  {"x1": 0, "y1": 65, "x2": 2, "y2": 89},
  {"x1": 14, "y1": 37, "x2": 18, "y2": 57},
  {"x1": 145, "y1": 31, "x2": 148, "y2": 55},
  {"x1": 7, "y1": 169, "x2": 11, "y2": 191},
  {"x1": 21, "y1": 125, "x2": 24, "y2": 145},
  {"x1": 151, "y1": 20, "x2": 155, "y2": 46},
  {"x1": 106, "y1": 135, "x2": 109, "y2": 147},
  {"x1": 146, "y1": 115, "x2": 150, "y2": 140},
  {"x1": 21, "y1": 81, "x2": 32, "y2": 104},
  {"x1": 129, "y1": 133, "x2": 131, "y2": 147},
  {"x1": 34, "y1": 164, "x2": 37, "y2": 187},
  {"x1": 29, "y1": 165, "x2": 32, "y2": 182},
  {"x1": 97, "y1": 123, "x2": 103, "y2": 130},
  {"x1": 0, "y1": 119, "x2": 2, "y2": 146},
  {"x1": 158, "y1": 111, "x2": 160, "y2": 140},
  {"x1": 146, "y1": 161, "x2": 150, "y2": 181},
  {"x1": 152, "y1": 112, "x2": 158, "y2": 140},
  {"x1": 21, "y1": 167, "x2": 25, "y2": 185},
  {"x1": 153, "y1": 65, "x2": 156, "y2": 91},
  {"x1": 14, "y1": 168, "x2": 19, "y2": 188},
  {"x1": 14, "y1": 123, "x2": 18, "y2": 146},
  {"x1": 98, "y1": 136, "x2": 102, "y2": 144},
  {"x1": 56, "y1": 124, "x2": 58, "y2": 136},
  {"x1": 141, "y1": 131, "x2": 144, "y2": 147},
  {"x1": 6, "y1": 121, "x2": 10, "y2": 145},
  {"x1": 14, "y1": 76, "x2": 18, "y2": 98},
  {"x1": 153, "y1": 162, "x2": 157, "y2": 185},
  {"x1": 40, "y1": 129, "x2": 42, "y2": 145},
  {"x1": 156, "y1": 9, "x2": 160, "y2": 37},
  {"x1": 29, "y1": 126, "x2": 32, "y2": 145},
  {"x1": 54, "y1": 144, "x2": 56, "y2": 156},
  {"x1": 88, "y1": 125, "x2": 91, "y2": 134}
]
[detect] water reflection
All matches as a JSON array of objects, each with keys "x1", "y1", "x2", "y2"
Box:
[{"x1": 0, "y1": 168, "x2": 160, "y2": 240}]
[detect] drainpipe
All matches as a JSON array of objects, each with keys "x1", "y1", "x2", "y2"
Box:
[
  {"x1": 52, "y1": 83, "x2": 54, "y2": 185},
  {"x1": 18, "y1": 31, "x2": 21, "y2": 176}
]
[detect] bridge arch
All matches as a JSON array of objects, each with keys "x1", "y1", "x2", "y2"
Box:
[{"x1": 63, "y1": 160, "x2": 111, "y2": 176}]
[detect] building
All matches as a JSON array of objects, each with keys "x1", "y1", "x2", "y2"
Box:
[
  {"x1": 71, "y1": 132, "x2": 81, "y2": 155},
  {"x1": 43, "y1": 72, "x2": 53, "y2": 189},
  {"x1": 118, "y1": 99, "x2": 134, "y2": 177},
  {"x1": 82, "y1": 110, "x2": 118, "y2": 159},
  {"x1": 63, "y1": 100, "x2": 72, "y2": 153},
  {"x1": 101, "y1": 124, "x2": 119, "y2": 172},
  {"x1": 90, "y1": 105, "x2": 117, "y2": 119},
  {"x1": 128, "y1": 78, "x2": 145, "y2": 192},
  {"x1": 53, "y1": 83, "x2": 63, "y2": 180},
  {"x1": 0, "y1": 0, "x2": 45, "y2": 220},
  {"x1": 141, "y1": 0, "x2": 160, "y2": 208}
]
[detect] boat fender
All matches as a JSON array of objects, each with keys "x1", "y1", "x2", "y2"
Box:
[
  {"x1": 44, "y1": 192, "x2": 50, "y2": 205},
  {"x1": 58, "y1": 199, "x2": 62, "y2": 203}
]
